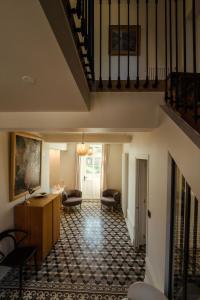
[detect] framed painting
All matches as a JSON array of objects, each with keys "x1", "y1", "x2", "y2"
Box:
[
  {"x1": 109, "y1": 25, "x2": 141, "y2": 56},
  {"x1": 10, "y1": 132, "x2": 42, "y2": 201}
]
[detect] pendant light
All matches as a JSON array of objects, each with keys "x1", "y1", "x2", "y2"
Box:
[
  {"x1": 87, "y1": 147, "x2": 93, "y2": 156},
  {"x1": 76, "y1": 133, "x2": 89, "y2": 156}
]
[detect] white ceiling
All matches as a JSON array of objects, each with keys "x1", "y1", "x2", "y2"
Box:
[{"x1": 0, "y1": 0, "x2": 88, "y2": 112}]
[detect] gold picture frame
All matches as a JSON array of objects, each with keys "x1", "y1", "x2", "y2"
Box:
[
  {"x1": 10, "y1": 132, "x2": 42, "y2": 201},
  {"x1": 109, "y1": 25, "x2": 141, "y2": 56}
]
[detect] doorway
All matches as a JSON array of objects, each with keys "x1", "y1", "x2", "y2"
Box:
[
  {"x1": 135, "y1": 158, "x2": 148, "y2": 248},
  {"x1": 80, "y1": 144, "x2": 103, "y2": 199}
]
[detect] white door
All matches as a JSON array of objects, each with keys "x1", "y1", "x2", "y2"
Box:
[{"x1": 80, "y1": 144, "x2": 103, "y2": 199}]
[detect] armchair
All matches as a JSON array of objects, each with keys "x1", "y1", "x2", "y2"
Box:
[
  {"x1": 62, "y1": 189, "x2": 82, "y2": 210},
  {"x1": 100, "y1": 189, "x2": 121, "y2": 211},
  {"x1": 0, "y1": 229, "x2": 37, "y2": 298}
]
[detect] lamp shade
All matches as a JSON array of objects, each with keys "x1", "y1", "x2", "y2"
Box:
[
  {"x1": 77, "y1": 143, "x2": 89, "y2": 156},
  {"x1": 87, "y1": 147, "x2": 93, "y2": 156}
]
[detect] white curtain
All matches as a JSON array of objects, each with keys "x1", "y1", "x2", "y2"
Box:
[
  {"x1": 75, "y1": 152, "x2": 81, "y2": 190},
  {"x1": 100, "y1": 144, "x2": 110, "y2": 194}
]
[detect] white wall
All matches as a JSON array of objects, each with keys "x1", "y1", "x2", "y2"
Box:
[
  {"x1": 49, "y1": 143, "x2": 122, "y2": 192},
  {"x1": 0, "y1": 132, "x2": 50, "y2": 232},
  {"x1": 60, "y1": 144, "x2": 76, "y2": 190},
  {"x1": 0, "y1": 132, "x2": 49, "y2": 278},
  {"x1": 94, "y1": 0, "x2": 165, "y2": 80},
  {"x1": 122, "y1": 108, "x2": 200, "y2": 291},
  {"x1": 49, "y1": 149, "x2": 61, "y2": 188},
  {"x1": 107, "y1": 144, "x2": 122, "y2": 191}
]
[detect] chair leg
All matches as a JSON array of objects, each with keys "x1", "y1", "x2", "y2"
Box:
[
  {"x1": 19, "y1": 265, "x2": 23, "y2": 298},
  {"x1": 112, "y1": 206, "x2": 114, "y2": 212}
]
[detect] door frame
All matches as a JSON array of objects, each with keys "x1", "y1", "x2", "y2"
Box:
[
  {"x1": 135, "y1": 154, "x2": 149, "y2": 250},
  {"x1": 122, "y1": 153, "x2": 129, "y2": 218},
  {"x1": 80, "y1": 144, "x2": 103, "y2": 199}
]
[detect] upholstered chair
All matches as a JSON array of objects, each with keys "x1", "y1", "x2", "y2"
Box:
[
  {"x1": 100, "y1": 189, "x2": 121, "y2": 211},
  {"x1": 62, "y1": 189, "x2": 82, "y2": 210}
]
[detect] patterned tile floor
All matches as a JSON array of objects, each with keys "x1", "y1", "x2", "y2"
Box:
[{"x1": 0, "y1": 200, "x2": 145, "y2": 299}]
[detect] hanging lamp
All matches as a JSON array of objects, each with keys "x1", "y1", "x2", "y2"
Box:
[
  {"x1": 87, "y1": 147, "x2": 93, "y2": 156},
  {"x1": 76, "y1": 133, "x2": 89, "y2": 156}
]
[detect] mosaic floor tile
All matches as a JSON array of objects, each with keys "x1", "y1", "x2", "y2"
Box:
[{"x1": 0, "y1": 200, "x2": 145, "y2": 299}]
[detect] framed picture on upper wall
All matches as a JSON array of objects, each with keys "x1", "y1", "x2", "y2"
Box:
[
  {"x1": 10, "y1": 132, "x2": 42, "y2": 201},
  {"x1": 109, "y1": 25, "x2": 141, "y2": 56}
]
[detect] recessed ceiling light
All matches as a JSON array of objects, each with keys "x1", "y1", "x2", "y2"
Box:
[{"x1": 21, "y1": 75, "x2": 35, "y2": 84}]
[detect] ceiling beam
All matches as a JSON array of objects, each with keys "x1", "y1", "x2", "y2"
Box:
[{"x1": 42, "y1": 133, "x2": 132, "y2": 143}]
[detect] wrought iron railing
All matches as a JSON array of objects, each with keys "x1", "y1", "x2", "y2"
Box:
[
  {"x1": 166, "y1": 0, "x2": 200, "y2": 133},
  {"x1": 63, "y1": 0, "x2": 200, "y2": 131}
]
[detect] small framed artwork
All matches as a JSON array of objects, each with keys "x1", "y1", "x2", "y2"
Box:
[
  {"x1": 10, "y1": 132, "x2": 42, "y2": 201},
  {"x1": 109, "y1": 25, "x2": 141, "y2": 56}
]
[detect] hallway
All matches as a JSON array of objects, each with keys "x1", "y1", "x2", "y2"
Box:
[{"x1": 0, "y1": 200, "x2": 145, "y2": 299}]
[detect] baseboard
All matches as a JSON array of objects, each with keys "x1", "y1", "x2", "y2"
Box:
[
  {"x1": 145, "y1": 257, "x2": 163, "y2": 291},
  {"x1": 126, "y1": 210, "x2": 135, "y2": 244}
]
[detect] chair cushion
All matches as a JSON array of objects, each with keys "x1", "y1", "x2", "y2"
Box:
[
  {"x1": 0, "y1": 246, "x2": 36, "y2": 267},
  {"x1": 101, "y1": 197, "x2": 115, "y2": 206},
  {"x1": 63, "y1": 197, "x2": 82, "y2": 207}
]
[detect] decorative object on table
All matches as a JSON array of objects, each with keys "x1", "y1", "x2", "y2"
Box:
[
  {"x1": 0, "y1": 229, "x2": 37, "y2": 299},
  {"x1": 52, "y1": 183, "x2": 64, "y2": 195},
  {"x1": 34, "y1": 192, "x2": 48, "y2": 198},
  {"x1": 62, "y1": 189, "x2": 82, "y2": 210},
  {"x1": 24, "y1": 186, "x2": 36, "y2": 204},
  {"x1": 109, "y1": 25, "x2": 141, "y2": 56},
  {"x1": 100, "y1": 189, "x2": 121, "y2": 211},
  {"x1": 10, "y1": 132, "x2": 42, "y2": 202},
  {"x1": 76, "y1": 133, "x2": 92, "y2": 156}
]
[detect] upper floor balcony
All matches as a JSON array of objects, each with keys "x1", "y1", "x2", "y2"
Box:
[{"x1": 54, "y1": 0, "x2": 200, "y2": 132}]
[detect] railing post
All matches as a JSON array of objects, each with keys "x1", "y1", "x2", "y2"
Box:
[
  {"x1": 144, "y1": 0, "x2": 149, "y2": 88},
  {"x1": 108, "y1": 0, "x2": 112, "y2": 88},
  {"x1": 165, "y1": 0, "x2": 168, "y2": 102},
  {"x1": 116, "y1": 0, "x2": 121, "y2": 89},
  {"x1": 84, "y1": 0, "x2": 88, "y2": 49},
  {"x1": 88, "y1": 0, "x2": 95, "y2": 81},
  {"x1": 192, "y1": 0, "x2": 198, "y2": 123},
  {"x1": 175, "y1": 0, "x2": 179, "y2": 110},
  {"x1": 192, "y1": 198, "x2": 198, "y2": 276},
  {"x1": 153, "y1": 0, "x2": 158, "y2": 88},
  {"x1": 98, "y1": 0, "x2": 103, "y2": 88},
  {"x1": 169, "y1": 0, "x2": 173, "y2": 104},
  {"x1": 76, "y1": 0, "x2": 82, "y2": 19},
  {"x1": 125, "y1": 0, "x2": 130, "y2": 88},
  {"x1": 183, "y1": 183, "x2": 191, "y2": 300},
  {"x1": 135, "y1": 0, "x2": 140, "y2": 89}
]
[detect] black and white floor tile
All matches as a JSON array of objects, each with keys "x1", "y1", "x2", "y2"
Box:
[{"x1": 0, "y1": 200, "x2": 145, "y2": 299}]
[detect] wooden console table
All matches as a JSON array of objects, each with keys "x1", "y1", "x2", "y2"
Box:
[{"x1": 14, "y1": 194, "x2": 60, "y2": 264}]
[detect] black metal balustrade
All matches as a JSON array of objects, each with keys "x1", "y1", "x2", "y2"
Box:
[
  {"x1": 64, "y1": 0, "x2": 167, "y2": 90},
  {"x1": 166, "y1": 0, "x2": 200, "y2": 134},
  {"x1": 169, "y1": 160, "x2": 200, "y2": 300},
  {"x1": 63, "y1": 0, "x2": 200, "y2": 132}
]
